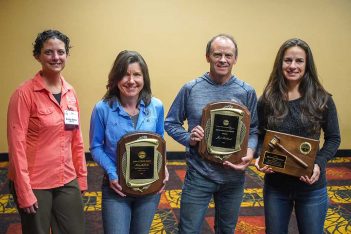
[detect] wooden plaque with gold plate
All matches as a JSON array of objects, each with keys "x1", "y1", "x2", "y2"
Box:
[
  {"x1": 198, "y1": 101, "x2": 250, "y2": 164},
  {"x1": 117, "y1": 132, "x2": 166, "y2": 196},
  {"x1": 258, "y1": 130, "x2": 319, "y2": 177}
]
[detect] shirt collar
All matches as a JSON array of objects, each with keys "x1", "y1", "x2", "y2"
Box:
[
  {"x1": 111, "y1": 98, "x2": 148, "y2": 115},
  {"x1": 203, "y1": 72, "x2": 237, "y2": 86},
  {"x1": 33, "y1": 71, "x2": 73, "y2": 93}
]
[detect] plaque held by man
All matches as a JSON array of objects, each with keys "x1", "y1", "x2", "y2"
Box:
[
  {"x1": 258, "y1": 130, "x2": 319, "y2": 177},
  {"x1": 198, "y1": 101, "x2": 250, "y2": 164},
  {"x1": 117, "y1": 132, "x2": 166, "y2": 196}
]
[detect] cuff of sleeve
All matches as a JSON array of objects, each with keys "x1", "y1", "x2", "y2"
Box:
[
  {"x1": 314, "y1": 157, "x2": 326, "y2": 172},
  {"x1": 253, "y1": 150, "x2": 260, "y2": 159},
  {"x1": 185, "y1": 134, "x2": 191, "y2": 148},
  {"x1": 253, "y1": 145, "x2": 262, "y2": 159},
  {"x1": 108, "y1": 172, "x2": 118, "y2": 181},
  {"x1": 248, "y1": 142, "x2": 258, "y2": 151},
  {"x1": 17, "y1": 189, "x2": 37, "y2": 209},
  {"x1": 77, "y1": 176, "x2": 88, "y2": 191}
]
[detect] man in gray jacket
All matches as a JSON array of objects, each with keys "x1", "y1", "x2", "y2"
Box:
[{"x1": 165, "y1": 34, "x2": 258, "y2": 234}]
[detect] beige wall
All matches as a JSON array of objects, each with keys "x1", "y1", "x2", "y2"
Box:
[{"x1": 1, "y1": 0, "x2": 350, "y2": 153}]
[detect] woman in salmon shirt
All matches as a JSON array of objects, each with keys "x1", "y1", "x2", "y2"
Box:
[{"x1": 7, "y1": 29, "x2": 87, "y2": 234}]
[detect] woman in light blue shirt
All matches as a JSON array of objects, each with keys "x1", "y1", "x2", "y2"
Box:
[{"x1": 89, "y1": 50, "x2": 167, "y2": 234}]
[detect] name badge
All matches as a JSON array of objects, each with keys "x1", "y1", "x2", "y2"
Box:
[{"x1": 64, "y1": 110, "x2": 79, "y2": 126}]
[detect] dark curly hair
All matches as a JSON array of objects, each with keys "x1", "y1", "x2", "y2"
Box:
[
  {"x1": 33, "y1": 29, "x2": 71, "y2": 57},
  {"x1": 103, "y1": 50, "x2": 152, "y2": 107},
  {"x1": 261, "y1": 38, "x2": 330, "y2": 134}
]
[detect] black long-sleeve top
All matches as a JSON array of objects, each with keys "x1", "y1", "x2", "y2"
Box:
[{"x1": 257, "y1": 96, "x2": 341, "y2": 191}]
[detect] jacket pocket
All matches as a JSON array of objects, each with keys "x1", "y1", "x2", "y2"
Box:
[{"x1": 37, "y1": 106, "x2": 58, "y2": 127}]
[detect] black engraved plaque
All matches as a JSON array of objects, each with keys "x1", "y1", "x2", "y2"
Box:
[
  {"x1": 262, "y1": 151, "x2": 286, "y2": 169},
  {"x1": 198, "y1": 102, "x2": 250, "y2": 164},
  {"x1": 130, "y1": 146, "x2": 154, "y2": 180},
  {"x1": 211, "y1": 114, "x2": 239, "y2": 149}
]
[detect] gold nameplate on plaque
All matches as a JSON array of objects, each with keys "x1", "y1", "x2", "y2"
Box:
[
  {"x1": 199, "y1": 102, "x2": 250, "y2": 164},
  {"x1": 118, "y1": 132, "x2": 166, "y2": 196},
  {"x1": 258, "y1": 130, "x2": 319, "y2": 177}
]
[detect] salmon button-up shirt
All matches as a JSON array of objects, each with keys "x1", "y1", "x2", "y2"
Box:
[{"x1": 7, "y1": 72, "x2": 87, "y2": 208}]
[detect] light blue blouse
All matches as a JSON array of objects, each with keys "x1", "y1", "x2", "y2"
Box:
[{"x1": 89, "y1": 97, "x2": 164, "y2": 181}]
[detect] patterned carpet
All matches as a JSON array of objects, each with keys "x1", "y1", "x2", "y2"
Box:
[{"x1": 0, "y1": 157, "x2": 351, "y2": 234}]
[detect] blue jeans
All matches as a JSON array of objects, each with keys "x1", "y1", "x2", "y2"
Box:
[
  {"x1": 264, "y1": 184, "x2": 328, "y2": 234},
  {"x1": 101, "y1": 184, "x2": 161, "y2": 234},
  {"x1": 179, "y1": 167, "x2": 245, "y2": 234}
]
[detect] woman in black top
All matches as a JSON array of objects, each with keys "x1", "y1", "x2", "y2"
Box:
[{"x1": 255, "y1": 38, "x2": 341, "y2": 234}]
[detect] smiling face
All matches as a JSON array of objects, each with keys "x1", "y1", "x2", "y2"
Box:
[
  {"x1": 206, "y1": 37, "x2": 237, "y2": 83},
  {"x1": 282, "y1": 46, "x2": 306, "y2": 85},
  {"x1": 35, "y1": 38, "x2": 67, "y2": 75},
  {"x1": 117, "y1": 62, "x2": 144, "y2": 101}
]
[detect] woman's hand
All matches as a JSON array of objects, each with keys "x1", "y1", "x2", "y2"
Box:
[
  {"x1": 158, "y1": 166, "x2": 169, "y2": 194},
  {"x1": 23, "y1": 202, "x2": 39, "y2": 214},
  {"x1": 109, "y1": 179, "x2": 126, "y2": 197},
  {"x1": 254, "y1": 157, "x2": 274, "y2": 174},
  {"x1": 300, "y1": 164, "x2": 320, "y2": 185},
  {"x1": 189, "y1": 125, "x2": 204, "y2": 146}
]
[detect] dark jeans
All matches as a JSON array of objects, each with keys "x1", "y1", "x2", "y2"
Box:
[
  {"x1": 264, "y1": 184, "x2": 328, "y2": 234},
  {"x1": 10, "y1": 179, "x2": 85, "y2": 234}
]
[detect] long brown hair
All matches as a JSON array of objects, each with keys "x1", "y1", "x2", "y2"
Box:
[
  {"x1": 261, "y1": 38, "x2": 329, "y2": 133},
  {"x1": 103, "y1": 50, "x2": 152, "y2": 106}
]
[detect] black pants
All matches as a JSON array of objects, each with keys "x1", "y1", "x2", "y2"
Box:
[{"x1": 10, "y1": 179, "x2": 85, "y2": 234}]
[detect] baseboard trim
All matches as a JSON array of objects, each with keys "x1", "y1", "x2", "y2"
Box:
[
  {"x1": 1, "y1": 150, "x2": 351, "y2": 162},
  {"x1": 334, "y1": 149, "x2": 351, "y2": 157}
]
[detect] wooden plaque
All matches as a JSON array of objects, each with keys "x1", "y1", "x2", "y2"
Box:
[
  {"x1": 117, "y1": 132, "x2": 166, "y2": 196},
  {"x1": 258, "y1": 130, "x2": 319, "y2": 177},
  {"x1": 198, "y1": 101, "x2": 250, "y2": 164}
]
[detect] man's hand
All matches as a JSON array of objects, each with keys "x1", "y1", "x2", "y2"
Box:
[
  {"x1": 189, "y1": 125, "x2": 204, "y2": 146},
  {"x1": 110, "y1": 179, "x2": 126, "y2": 197},
  {"x1": 223, "y1": 148, "x2": 254, "y2": 171}
]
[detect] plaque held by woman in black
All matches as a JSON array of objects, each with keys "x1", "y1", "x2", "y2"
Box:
[{"x1": 258, "y1": 130, "x2": 319, "y2": 177}]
